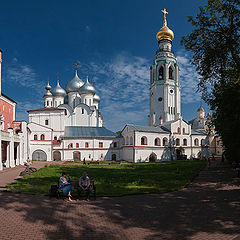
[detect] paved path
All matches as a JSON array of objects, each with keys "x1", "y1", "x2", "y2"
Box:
[
  {"x1": 0, "y1": 161, "x2": 63, "y2": 187},
  {"x1": 0, "y1": 160, "x2": 240, "y2": 240}
]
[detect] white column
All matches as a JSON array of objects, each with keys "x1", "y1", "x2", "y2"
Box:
[
  {"x1": 6, "y1": 142, "x2": 10, "y2": 168},
  {"x1": 9, "y1": 140, "x2": 15, "y2": 168}
]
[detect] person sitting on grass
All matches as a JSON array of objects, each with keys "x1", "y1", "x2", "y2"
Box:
[
  {"x1": 59, "y1": 172, "x2": 73, "y2": 201},
  {"x1": 78, "y1": 172, "x2": 91, "y2": 201}
]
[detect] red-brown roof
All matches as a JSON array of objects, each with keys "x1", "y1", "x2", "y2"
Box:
[
  {"x1": 27, "y1": 107, "x2": 66, "y2": 113},
  {"x1": 1, "y1": 93, "x2": 17, "y2": 104}
]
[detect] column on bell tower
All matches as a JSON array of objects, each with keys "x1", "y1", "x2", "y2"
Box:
[{"x1": 149, "y1": 9, "x2": 181, "y2": 126}]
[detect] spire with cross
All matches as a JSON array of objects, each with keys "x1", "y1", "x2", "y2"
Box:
[
  {"x1": 73, "y1": 61, "x2": 80, "y2": 72},
  {"x1": 85, "y1": 67, "x2": 89, "y2": 82},
  {"x1": 56, "y1": 72, "x2": 60, "y2": 84},
  {"x1": 161, "y1": 8, "x2": 168, "y2": 26}
]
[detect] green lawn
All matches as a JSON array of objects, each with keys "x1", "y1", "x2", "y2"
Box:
[{"x1": 7, "y1": 160, "x2": 206, "y2": 196}]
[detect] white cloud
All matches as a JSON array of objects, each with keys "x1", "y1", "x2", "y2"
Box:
[
  {"x1": 5, "y1": 58, "x2": 45, "y2": 91},
  {"x1": 7, "y1": 51, "x2": 201, "y2": 130},
  {"x1": 90, "y1": 51, "x2": 201, "y2": 131},
  {"x1": 90, "y1": 52, "x2": 150, "y2": 131},
  {"x1": 176, "y1": 50, "x2": 201, "y2": 103},
  {"x1": 85, "y1": 25, "x2": 91, "y2": 33},
  {"x1": 4, "y1": 59, "x2": 45, "y2": 121},
  {"x1": 16, "y1": 100, "x2": 43, "y2": 121}
]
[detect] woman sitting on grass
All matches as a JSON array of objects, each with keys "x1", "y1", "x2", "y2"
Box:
[{"x1": 59, "y1": 172, "x2": 73, "y2": 201}]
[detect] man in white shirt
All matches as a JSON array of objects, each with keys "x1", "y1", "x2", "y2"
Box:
[{"x1": 78, "y1": 172, "x2": 91, "y2": 200}]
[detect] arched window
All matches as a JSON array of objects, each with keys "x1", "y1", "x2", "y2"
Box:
[
  {"x1": 141, "y1": 136, "x2": 147, "y2": 145},
  {"x1": 183, "y1": 128, "x2": 185, "y2": 134},
  {"x1": 76, "y1": 143, "x2": 79, "y2": 148},
  {"x1": 176, "y1": 138, "x2": 180, "y2": 146},
  {"x1": 154, "y1": 138, "x2": 160, "y2": 146},
  {"x1": 54, "y1": 136, "x2": 57, "y2": 140},
  {"x1": 194, "y1": 139, "x2": 199, "y2": 146},
  {"x1": 201, "y1": 139, "x2": 205, "y2": 146},
  {"x1": 159, "y1": 66, "x2": 164, "y2": 79},
  {"x1": 34, "y1": 134, "x2": 38, "y2": 140},
  {"x1": 169, "y1": 66, "x2": 174, "y2": 80},
  {"x1": 163, "y1": 137, "x2": 168, "y2": 146},
  {"x1": 183, "y1": 139, "x2": 187, "y2": 146},
  {"x1": 126, "y1": 136, "x2": 129, "y2": 145},
  {"x1": 130, "y1": 136, "x2": 133, "y2": 145},
  {"x1": 40, "y1": 134, "x2": 45, "y2": 140},
  {"x1": 68, "y1": 143, "x2": 73, "y2": 149},
  {"x1": 177, "y1": 127, "x2": 180, "y2": 133}
]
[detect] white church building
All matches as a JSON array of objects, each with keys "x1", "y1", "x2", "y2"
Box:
[
  {"x1": 1, "y1": 9, "x2": 214, "y2": 169},
  {"x1": 26, "y1": 9, "x2": 208, "y2": 163}
]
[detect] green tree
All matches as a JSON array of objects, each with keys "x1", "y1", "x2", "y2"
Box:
[{"x1": 181, "y1": 0, "x2": 240, "y2": 161}]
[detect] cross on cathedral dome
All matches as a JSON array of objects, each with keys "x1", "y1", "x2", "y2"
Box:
[
  {"x1": 66, "y1": 62, "x2": 84, "y2": 93},
  {"x1": 156, "y1": 8, "x2": 174, "y2": 42},
  {"x1": 78, "y1": 68, "x2": 96, "y2": 95},
  {"x1": 51, "y1": 73, "x2": 66, "y2": 97}
]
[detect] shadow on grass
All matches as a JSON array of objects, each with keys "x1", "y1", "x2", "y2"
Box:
[{"x1": 1, "y1": 161, "x2": 240, "y2": 239}]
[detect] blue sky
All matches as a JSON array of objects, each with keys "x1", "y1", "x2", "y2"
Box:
[{"x1": 0, "y1": 0, "x2": 208, "y2": 131}]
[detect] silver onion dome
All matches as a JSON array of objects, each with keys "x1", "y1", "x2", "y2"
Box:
[
  {"x1": 93, "y1": 93, "x2": 101, "y2": 103},
  {"x1": 78, "y1": 76, "x2": 96, "y2": 95},
  {"x1": 66, "y1": 70, "x2": 84, "y2": 93},
  {"x1": 45, "y1": 81, "x2": 51, "y2": 91},
  {"x1": 43, "y1": 90, "x2": 52, "y2": 98},
  {"x1": 51, "y1": 80, "x2": 66, "y2": 97}
]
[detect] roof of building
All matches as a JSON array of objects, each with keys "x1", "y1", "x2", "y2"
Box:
[
  {"x1": 127, "y1": 124, "x2": 170, "y2": 133},
  {"x1": 64, "y1": 126, "x2": 117, "y2": 138},
  {"x1": 1, "y1": 93, "x2": 17, "y2": 104},
  {"x1": 27, "y1": 107, "x2": 66, "y2": 113},
  {"x1": 191, "y1": 129, "x2": 207, "y2": 135}
]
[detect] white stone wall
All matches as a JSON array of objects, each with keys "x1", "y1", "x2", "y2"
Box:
[
  {"x1": 61, "y1": 138, "x2": 119, "y2": 161},
  {"x1": 29, "y1": 110, "x2": 65, "y2": 132}
]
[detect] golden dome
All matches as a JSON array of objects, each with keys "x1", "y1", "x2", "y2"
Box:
[{"x1": 156, "y1": 9, "x2": 174, "y2": 42}]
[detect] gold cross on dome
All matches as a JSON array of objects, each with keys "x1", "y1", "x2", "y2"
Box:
[
  {"x1": 161, "y1": 8, "x2": 168, "y2": 26},
  {"x1": 161, "y1": 8, "x2": 168, "y2": 16}
]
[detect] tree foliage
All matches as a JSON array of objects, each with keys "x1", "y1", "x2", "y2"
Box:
[{"x1": 181, "y1": 0, "x2": 240, "y2": 161}]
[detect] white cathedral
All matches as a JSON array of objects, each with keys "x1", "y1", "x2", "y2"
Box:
[{"x1": 26, "y1": 9, "x2": 211, "y2": 163}]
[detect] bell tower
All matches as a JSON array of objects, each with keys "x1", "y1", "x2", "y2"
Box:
[{"x1": 149, "y1": 9, "x2": 181, "y2": 126}]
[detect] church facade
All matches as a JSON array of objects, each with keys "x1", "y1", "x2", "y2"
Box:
[
  {"x1": 0, "y1": 9, "x2": 217, "y2": 169},
  {"x1": 27, "y1": 68, "x2": 120, "y2": 162}
]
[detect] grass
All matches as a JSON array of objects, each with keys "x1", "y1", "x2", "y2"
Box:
[{"x1": 7, "y1": 160, "x2": 206, "y2": 196}]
